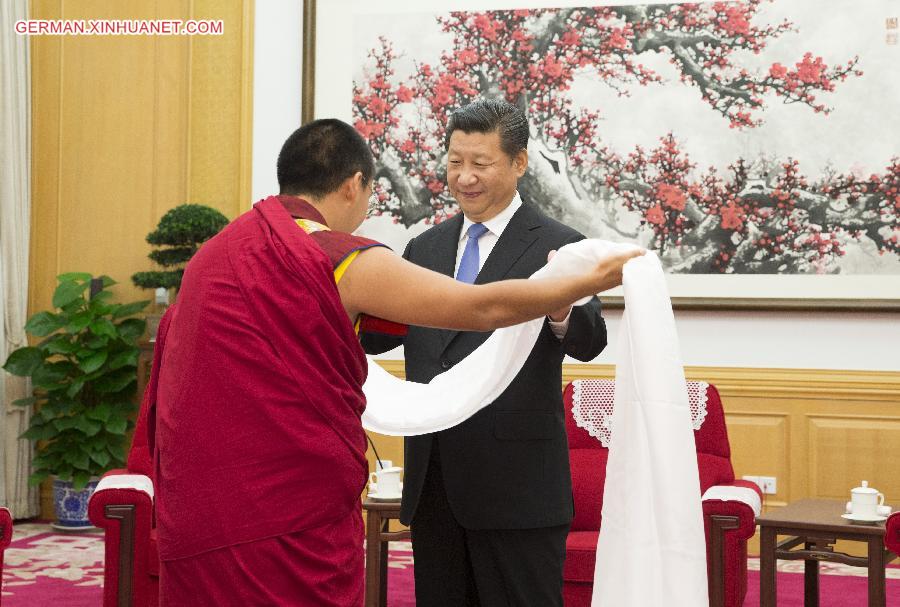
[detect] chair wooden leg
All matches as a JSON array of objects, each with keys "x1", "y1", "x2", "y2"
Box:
[
  {"x1": 708, "y1": 514, "x2": 739, "y2": 607},
  {"x1": 105, "y1": 504, "x2": 136, "y2": 607}
]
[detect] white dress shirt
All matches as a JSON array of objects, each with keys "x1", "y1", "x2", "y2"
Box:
[{"x1": 454, "y1": 192, "x2": 571, "y2": 338}]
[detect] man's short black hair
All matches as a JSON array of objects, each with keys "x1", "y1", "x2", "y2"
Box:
[
  {"x1": 445, "y1": 98, "x2": 530, "y2": 158},
  {"x1": 277, "y1": 119, "x2": 375, "y2": 198}
]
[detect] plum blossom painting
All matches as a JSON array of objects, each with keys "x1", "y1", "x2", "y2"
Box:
[{"x1": 312, "y1": 0, "x2": 900, "y2": 307}]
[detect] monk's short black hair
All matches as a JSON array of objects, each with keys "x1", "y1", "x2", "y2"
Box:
[
  {"x1": 445, "y1": 98, "x2": 530, "y2": 158},
  {"x1": 277, "y1": 119, "x2": 375, "y2": 198}
]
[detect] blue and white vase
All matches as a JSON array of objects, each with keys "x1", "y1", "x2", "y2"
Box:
[{"x1": 52, "y1": 478, "x2": 99, "y2": 529}]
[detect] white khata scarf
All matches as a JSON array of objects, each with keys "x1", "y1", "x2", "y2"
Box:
[
  {"x1": 361, "y1": 239, "x2": 707, "y2": 607},
  {"x1": 361, "y1": 239, "x2": 634, "y2": 435}
]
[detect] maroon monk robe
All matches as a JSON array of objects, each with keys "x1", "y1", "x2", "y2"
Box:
[{"x1": 154, "y1": 195, "x2": 386, "y2": 605}]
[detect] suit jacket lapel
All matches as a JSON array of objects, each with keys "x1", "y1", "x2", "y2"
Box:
[
  {"x1": 440, "y1": 204, "x2": 541, "y2": 353},
  {"x1": 431, "y1": 214, "x2": 463, "y2": 279},
  {"x1": 475, "y1": 204, "x2": 541, "y2": 285}
]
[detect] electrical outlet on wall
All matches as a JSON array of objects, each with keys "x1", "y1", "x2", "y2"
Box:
[
  {"x1": 742, "y1": 475, "x2": 777, "y2": 495},
  {"x1": 758, "y1": 476, "x2": 777, "y2": 495}
]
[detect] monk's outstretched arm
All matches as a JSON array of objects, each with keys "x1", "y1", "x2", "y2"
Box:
[{"x1": 337, "y1": 246, "x2": 642, "y2": 332}]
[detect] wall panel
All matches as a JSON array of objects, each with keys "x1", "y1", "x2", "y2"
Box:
[
  {"x1": 808, "y1": 416, "x2": 900, "y2": 501},
  {"x1": 30, "y1": 0, "x2": 252, "y2": 312},
  {"x1": 725, "y1": 413, "x2": 789, "y2": 507}
]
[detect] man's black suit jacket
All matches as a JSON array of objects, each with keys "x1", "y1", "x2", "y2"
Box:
[{"x1": 362, "y1": 202, "x2": 608, "y2": 529}]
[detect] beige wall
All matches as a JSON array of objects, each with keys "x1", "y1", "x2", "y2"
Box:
[
  {"x1": 30, "y1": 0, "x2": 254, "y2": 517},
  {"x1": 30, "y1": 0, "x2": 253, "y2": 313}
]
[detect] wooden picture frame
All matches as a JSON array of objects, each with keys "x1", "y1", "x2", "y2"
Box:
[{"x1": 302, "y1": 0, "x2": 900, "y2": 311}]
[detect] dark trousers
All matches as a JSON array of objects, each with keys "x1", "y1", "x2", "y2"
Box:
[{"x1": 410, "y1": 446, "x2": 569, "y2": 607}]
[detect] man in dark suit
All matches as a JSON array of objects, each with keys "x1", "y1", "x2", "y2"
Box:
[{"x1": 363, "y1": 99, "x2": 608, "y2": 606}]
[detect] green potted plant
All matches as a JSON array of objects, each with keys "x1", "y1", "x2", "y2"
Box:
[
  {"x1": 2, "y1": 273, "x2": 149, "y2": 528},
  {"x1": 132, "y1": 203, "x2": 229, "y2": 292}
]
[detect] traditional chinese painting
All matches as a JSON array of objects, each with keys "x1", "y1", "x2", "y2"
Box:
[{"x1": 345, "y1": 0, "x2": 899, "y2": 298}]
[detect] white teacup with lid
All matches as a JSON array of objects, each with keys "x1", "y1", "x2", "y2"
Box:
[
  {"x1": 849, "y1": 481, "x2": 885, "y2": 519},
  {"x1": 369, "y1": 466, "x2": 403, "y2": 499}
]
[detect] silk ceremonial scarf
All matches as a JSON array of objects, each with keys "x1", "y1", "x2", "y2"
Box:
[
  {"x1": 592, "y1": 249, "x2": 708, "y2": 607},
  {"x1": 361, "y1": 239, "x2": 630, "y2": 435},
  {"x1": 361, "y1": 241, "x2": 707, "y2": 606}
]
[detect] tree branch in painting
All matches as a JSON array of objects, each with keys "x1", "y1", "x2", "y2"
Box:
[{"x1": 353, "y1": 1, "x2": 898, "y2": 274}]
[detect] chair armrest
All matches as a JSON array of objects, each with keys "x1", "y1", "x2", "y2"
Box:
[
  {"x1": 702, "y1": 481, "x2": 761, "y2": 541},
  {"x1": 88, "y1": 473, "x2": 154, "y2": 607},
  {"x1": 91, "y1": 472, "x2": 154, "y2": 503},
  {"x1": 702, "y1": 482, "x2": 761, "y2": 607},
  {"x1": 1, "y1": 506, "x2": 10, "y2": 582},
  {"x1": 89, "y1": 472, "x2": 154, "y2": 530},
  {"x1": 703, "y1": 481, "x2": 762, "y2": 516},
  {"x1": 0, "y1": 507, "x2": 11, "y2": 551},
  {"x1": 886, "y1": 512, "x2": 900, "y2": 554}
]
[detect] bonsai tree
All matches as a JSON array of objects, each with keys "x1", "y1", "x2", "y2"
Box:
[
  {"x1": 132, "y1": 204, "x2": 229, "y2": 291},
  {"x1": 2, "y1": 273, "x2": 149, "y2": 490}
]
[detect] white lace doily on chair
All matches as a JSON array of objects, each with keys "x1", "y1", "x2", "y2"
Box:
[{"x1": 571, "y1": 379, "x2": 710, "y2": 447}]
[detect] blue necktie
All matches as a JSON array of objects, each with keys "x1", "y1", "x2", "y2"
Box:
[{"x1": 455, "y1": 223, "x2": 489, "y2": 284}]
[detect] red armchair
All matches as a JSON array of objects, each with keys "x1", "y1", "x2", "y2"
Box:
[
  {"x1": 88, "y1": 309, "x2": 173, "y2": 607},
  {"x1": 87, "y1": 389, "x2": 158, "y2": 607},
  {"x1": 887, "y1": 512, "x2": 900, "y2": 555},
  {"x1": 562, "y1": 380, "x2": 762, "y2": 607},
  {"x1": 1, "y1": 507, "x2": 12, "y2": 603},
  {"x1": 88, "y1": 468, "x2": 156, "y2": 607}
]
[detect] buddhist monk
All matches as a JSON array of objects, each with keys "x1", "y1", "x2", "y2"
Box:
[{"x1": 150, "y1": 119, "x2": 641, "y2": 605}]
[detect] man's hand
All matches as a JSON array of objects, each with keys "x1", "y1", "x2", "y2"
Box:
[{"x1": 590, "y1": 248, "x2": 645, "y2": 293}]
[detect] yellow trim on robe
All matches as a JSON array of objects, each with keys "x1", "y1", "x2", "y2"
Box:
[
  {"x1": 334, "y1": 250, "x2": 361, "y2": 285},
  {"x1": 334, "y1": 251, "x2": 363, "y2": 334},
  {"x1": 294, "y1": 218, "x2": 331, "y2": 234}
]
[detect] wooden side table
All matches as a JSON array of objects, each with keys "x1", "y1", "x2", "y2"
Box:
[
  {"x1": 757, "y1": 499, "x2": 897, "y2": 607},
  {"x1": 362, "y1": 498, "x2": 411, "y2": 607}
]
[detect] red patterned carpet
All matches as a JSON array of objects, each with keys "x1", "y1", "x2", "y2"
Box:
[
  {"x1": 744, "y1": 557, "x2": 900, "y2": 606},
  {"x1": 1, "y1": 523, "x2": 104, "y2": 606},
  {"x1": 0, "y1": 524, "x2": 417, "y2": 606},
  {"x1": 2, "y1": 524, "x2": 898, "y2": 605}
]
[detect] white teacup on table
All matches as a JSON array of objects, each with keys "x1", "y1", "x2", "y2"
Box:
[
  {"x1": 842, "y1": 480, "x2": 890, "y2": 523},
  {"x1": 369, "y1": 466, "x2": 403, "y2": 502},
  {"x1": 373, "y1": 459, "x2": 392, "y2": 474}
]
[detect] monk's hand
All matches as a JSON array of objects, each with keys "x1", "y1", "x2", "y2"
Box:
[
  {"x1": 589, "y1": 248, "x2": 646, "y2": 294},
  {"x1": 547, "y1": 250, "x2": 571, "y2": 321}
]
